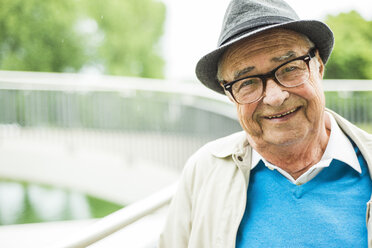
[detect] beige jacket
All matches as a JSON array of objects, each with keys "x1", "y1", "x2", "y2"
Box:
[{"x1": 158, "y1": 109, "x2": 372, "y2": 248}]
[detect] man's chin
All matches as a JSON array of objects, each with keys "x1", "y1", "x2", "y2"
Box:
[{"x1": 263, "y1": 133, "x2": 305, "y2": 147}]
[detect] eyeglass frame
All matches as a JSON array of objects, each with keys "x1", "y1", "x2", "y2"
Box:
[{"x1": 221, "y1": 47, "x2": 317, "y2": 104}]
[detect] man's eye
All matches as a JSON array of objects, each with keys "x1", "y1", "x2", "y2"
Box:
[
  {"x1": 283, "y1": 66, "x2": 298, "y2": 72},
  {"x1": 241, "y1": 79, "x2": 255, "y2": 86},
  {"x1": 237, "y1": 78, "x2": 259, "y2": 92}
]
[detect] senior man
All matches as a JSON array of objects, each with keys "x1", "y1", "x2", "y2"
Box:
[{"x1": 159, "y1": 0, "x2": 372, "y2": 247}]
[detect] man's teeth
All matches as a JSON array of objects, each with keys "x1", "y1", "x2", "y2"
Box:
[{"x1": 267, "y1": 108, "x2": 297, "y2": 119}]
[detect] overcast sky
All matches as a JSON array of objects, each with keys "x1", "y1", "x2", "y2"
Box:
[{"x1": 160, "y1": 0, "x2": 372, "y2": 81}]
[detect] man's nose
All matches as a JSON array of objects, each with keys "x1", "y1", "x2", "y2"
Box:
[{"x1": 262, "y1": 79, "x2": 289, "y2": 106}]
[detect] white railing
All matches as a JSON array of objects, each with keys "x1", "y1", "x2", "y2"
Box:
[
  {"x1": 1, "y1": 70, "x2": 372, "y2": 92},
  {"x1": 0, "y1": 70, "x2": 238, "y2": 128},
  {"x1": 0, "y1": 70, "x2": 228, "y2": 100},
  {"x1": 322, "y1": 79, "x2": 372, "y2": 91},
  {"x1": 48, "y1": 182, "x2": 178, "y2": 248}
]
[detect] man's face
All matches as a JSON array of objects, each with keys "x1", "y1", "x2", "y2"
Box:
[{"x1": 219, "y1": 29, "x2": 326, "y2": 148}]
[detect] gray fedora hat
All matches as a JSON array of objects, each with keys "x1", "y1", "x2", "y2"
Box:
[{"x1": 195, "y1": 0, "x2": 334, "y2": 94}]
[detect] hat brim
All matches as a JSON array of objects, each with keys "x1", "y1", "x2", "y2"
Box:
[{"x1": 195, "y1": 20, "x2": 334, "y2": 95}]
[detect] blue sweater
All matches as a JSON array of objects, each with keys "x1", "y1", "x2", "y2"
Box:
[{"x1": 236, "y1": 144, "x2": 372, "y2": 248}]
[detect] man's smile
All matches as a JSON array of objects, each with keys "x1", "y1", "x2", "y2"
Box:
[{"x1": 263, "y1": 106, "x2": 301, "y2": 120}]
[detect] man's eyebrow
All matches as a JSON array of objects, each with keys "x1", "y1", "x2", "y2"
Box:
[
  {"x1": 231, "y1": 51, "x2": 297, "y2": 81},
  {"x1": 234, "y1": 66, "x2": 255, "y2": 80},
  {"x1": 271, "y1": 51, "x2": 296, "y2": 62}
]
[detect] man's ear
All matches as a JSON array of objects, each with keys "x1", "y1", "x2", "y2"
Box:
[{"x1": 316, "y1": 50, "x2": 325, "y2": 78}]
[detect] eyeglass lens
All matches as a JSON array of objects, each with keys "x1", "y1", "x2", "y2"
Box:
[{"x1": 232, "y1": 59, "x2": 309, "y2": 103}]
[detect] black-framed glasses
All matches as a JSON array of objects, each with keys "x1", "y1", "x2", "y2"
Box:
[{"x1": 222, "y1": 47, "x2": 317, "y2": 104}]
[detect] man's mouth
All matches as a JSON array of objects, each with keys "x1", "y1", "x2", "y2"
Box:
[{"x1": 264, "y1": 107, "x2": 300, "y2": 120}]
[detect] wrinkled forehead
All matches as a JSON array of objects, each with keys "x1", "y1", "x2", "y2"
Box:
[{"x1": 222, "y1": 29, "x2": 312, "y2": 62}]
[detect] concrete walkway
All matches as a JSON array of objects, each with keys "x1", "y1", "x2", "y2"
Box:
[{"x1": 0, "y1": 126, "x2": 183, "y2": 204}]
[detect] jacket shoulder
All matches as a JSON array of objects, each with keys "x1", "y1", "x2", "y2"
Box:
[
  {"x1": 181, "y1": 131, "x2": 246, "y2": 183},
  {"x1": 199, "y1": 131, "x2": 247, "y2": 158}
]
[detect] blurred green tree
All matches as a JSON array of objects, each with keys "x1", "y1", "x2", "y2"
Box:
[
  {"x1": 82, "y1": 0, "x2": 166, "y2": 78},
  {"x1": 0, "y1": 0, "x2": 86, "y2": 72},
  {"x1": 0, "y1": 0, "x2": 166, "y2": 78},
  {"x1": 324, "y1": 11, "x2": 372, "y2": 79}
]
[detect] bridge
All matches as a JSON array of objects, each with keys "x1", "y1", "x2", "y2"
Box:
[{"x1": 0, "y1": 70, "x2": 371, "y2": 247}]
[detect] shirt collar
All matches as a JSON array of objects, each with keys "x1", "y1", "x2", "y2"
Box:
[{"x1": 251, "y1": 112, "x2": 361, "y2": 174}]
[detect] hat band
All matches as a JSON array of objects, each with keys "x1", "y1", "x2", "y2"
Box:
[{"x1": 218, "y1": 16, "x2": 295, "y2": 46}]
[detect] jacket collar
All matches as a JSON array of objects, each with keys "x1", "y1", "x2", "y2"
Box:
[
  {"x1": 326, "y1": 108, "x2": 372, "y2": 179},
  {"x1": 207, "y1": 131, "x2": 249, "y2": 158}
]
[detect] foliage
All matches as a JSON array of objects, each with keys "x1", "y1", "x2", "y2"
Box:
[
  {"x1": 82, "y1": 0, "x2": 166, "y2": 78},
  {"x1": 0, "y1": 0, "x2": 166, "y2": 78},
  {"x1": 0, "y1": 0, "x2": 86, "y2": 72},
  {"x1": 324, "y1": 11, "x2": 372, "y2": 79}
]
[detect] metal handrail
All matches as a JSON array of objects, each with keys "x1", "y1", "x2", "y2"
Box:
[
  {"x1": 0, "y1": 70, "x2": 239, "y2": 121},
  {"x1": 0, "y1": 70, "x2": 228, "y2": 102},
  {"x1": 49, "y1": 182, "x2": 178, "y2": 248}
]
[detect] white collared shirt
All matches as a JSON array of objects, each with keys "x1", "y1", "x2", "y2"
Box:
[{"x1": 251, "y1": 113, "x2": 362, "y2": 185}]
